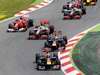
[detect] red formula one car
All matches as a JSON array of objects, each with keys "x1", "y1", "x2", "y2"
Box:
[
  {"x1": 28, "y1": 19, "x2": 55, "y2": 40},
  {"x1": 7, "y1": 16, "x2": 33, "y2": 32}
]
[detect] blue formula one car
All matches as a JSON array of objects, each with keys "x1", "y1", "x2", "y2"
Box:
[
  {"x1": 44, "y1": 31, "x2": 67, "y2": 52},
  {"x1": 35, "y1": 50, "x2": 60, "y2": 70}
]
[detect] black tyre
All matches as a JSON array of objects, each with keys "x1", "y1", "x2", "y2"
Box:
[
  {"x1": 35, "y1": 53, "x2": 40, "y2": 63},
  {"x1": 28, "y1": 19, "x2": 33, "y2": 28},
  {"x1": 82, "y1": 8, "x2": 86, "y2": 15},
  {"x1": 36, "y1": 64, "x2": 41, "y2": 70},
  {"x1": 63, "y1": 36, "x2": 68, "y2": 44},
  {"x1": 49, "y1": 25, "x2": 54, "y2": 34},
  {"x1": 8, "y1": 23, "x2": 12, "y2": 29},
  {"x1": 44, "y1": 42, "x2": 48, "y2": 47}
]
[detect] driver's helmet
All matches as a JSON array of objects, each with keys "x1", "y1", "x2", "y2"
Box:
[{"x1": 66, "y1": 4, "x2": 69, "y2": 8}]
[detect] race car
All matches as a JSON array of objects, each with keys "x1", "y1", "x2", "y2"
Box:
[
  {"x1": 74, "y1": 0, "x2": 86, "y2": 14},
  {"x1": 35, "y1": 51, "x2": 60, "y2": 70},
  {"x1": 83, "y1": 0, "x2": 97, "y2": 5},
  {"x1": 44, "y1": 31, "x2": 67, "y2": 51},
  {"x1": 28, "y1": 19, "x2": 54, "y2": 40},
  {"x1": 63, "y1": 8, "x2": 82, "y2": 19},
  {"x1": 7, "y1": 16, "x2": 33, "y2": 32},
  {"x1": 62, "y1": 1, "x2": 86, "y2": 15},
  {"x1": 62, "y1": 2, "x2": 73, "y2": 13}
]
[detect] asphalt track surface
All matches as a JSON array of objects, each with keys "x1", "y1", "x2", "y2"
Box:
[{"x1": 0, "y1": 0, "x2": 100, "y2": 75}]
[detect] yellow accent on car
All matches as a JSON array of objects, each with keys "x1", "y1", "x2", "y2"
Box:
[
  {"x1": 87, "y1": 0, "x2": 91, "y2": 3},
  {"x1": 47, "y1": 59, "x2": 51, "y2": 64},
  {"x1": 52, "y1": 41, "x2": 56, "y2": 46}
]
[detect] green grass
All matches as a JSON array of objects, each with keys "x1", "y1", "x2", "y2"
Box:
[
  {"x1": 33, "y1": 0, "x2": 44, "y2": 4},
  {"x1": 90, "y1": 24, "x2": 100, "y2": 32},
  {"x1": 72, "y1": 24, "x2": 100, "y2": 75},
  {"x1": 0, "y1": 0, "x2": 43, "y2": 20}
]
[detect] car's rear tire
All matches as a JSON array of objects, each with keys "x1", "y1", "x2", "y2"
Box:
[
  {"x1": 63, "y1": 36, "x2": 68, "y2": 44},
  {"x1": 82, "y1": 8, "x2": 86, "y2": 15},
  {"x1": 44, "y1": 42, "x2": 49, "y2": 47},
  {"x1": 35, "y1": 53, "x2": 40, "y2": 63},
  {"x1": 28, "y1": 19, "x2": 34, "y2": 28},
  {"x1": 36, "y1": 64, "x2": 41, "y2": 70},
  {"x1": 49, "y1": 25, "x2": 54, "y2": 34}
]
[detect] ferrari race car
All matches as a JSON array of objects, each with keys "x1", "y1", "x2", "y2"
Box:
[
  {"x1": 63, "y1": 8, "x2": 82, "y2": 19},
  {"x1": 7, "y1": 17, "x2": 33, "y2": 32},
  {"x1": 44, "y1": 31, "x2": 67, "y2": 51},
  {"x1": 28, "y1": 19, "x2": 54, "y2": 40},
  {"x1": 83, "y1": 0, "x2": 97, "y2": 5},
  {"x1": 35, "y1": 51, "x2": 60, "y2": 70}
]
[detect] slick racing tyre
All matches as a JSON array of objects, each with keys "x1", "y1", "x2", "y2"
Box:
[
  {"x1": 63, "y1": 36, "x2": 68, "y2": 44},
  {"x1": 49, "y1": 25, "x2": 54, "y2": 34},
  {"x1": 35, "y1": 53, "x2": 40, "y2": 63},
  {"x1": 28, "y1": 19, "x2": 34, "y2": 28},
  {"x1": 44, "y1": 42, "x2": 50, "y2": 47},
  {"x1": 82, "y1": 8, "x2": 86, "y2": 15}
]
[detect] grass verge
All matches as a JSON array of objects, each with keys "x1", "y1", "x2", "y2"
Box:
[
  {"x1": 72, "y1": 24, "x2": 100, "y2": 75},
  {"x1": 0, "y1": 0, "x2": 44, "y2": 20}
]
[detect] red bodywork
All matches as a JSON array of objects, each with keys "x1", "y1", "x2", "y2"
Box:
[{"x1": 64, "y1": 14, "x2": 81, "y2": 19}]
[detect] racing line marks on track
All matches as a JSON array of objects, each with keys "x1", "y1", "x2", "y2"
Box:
[{"x1": 15, "y1": 0, "x2": 53, "y2": 16}]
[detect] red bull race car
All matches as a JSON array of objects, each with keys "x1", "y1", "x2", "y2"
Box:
[
  {"x1": 28, "y1": 19, "x2": 55, "y2": 40},
  {"x1": 7, "y1": 16, "x2": 33, "y2": 32},
  {"x1": 44, "y1": 31, "x2": 67, "y2": 52},
  {"x1": 35, "y1": 48, "x2": 60, "y2": 70}
]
